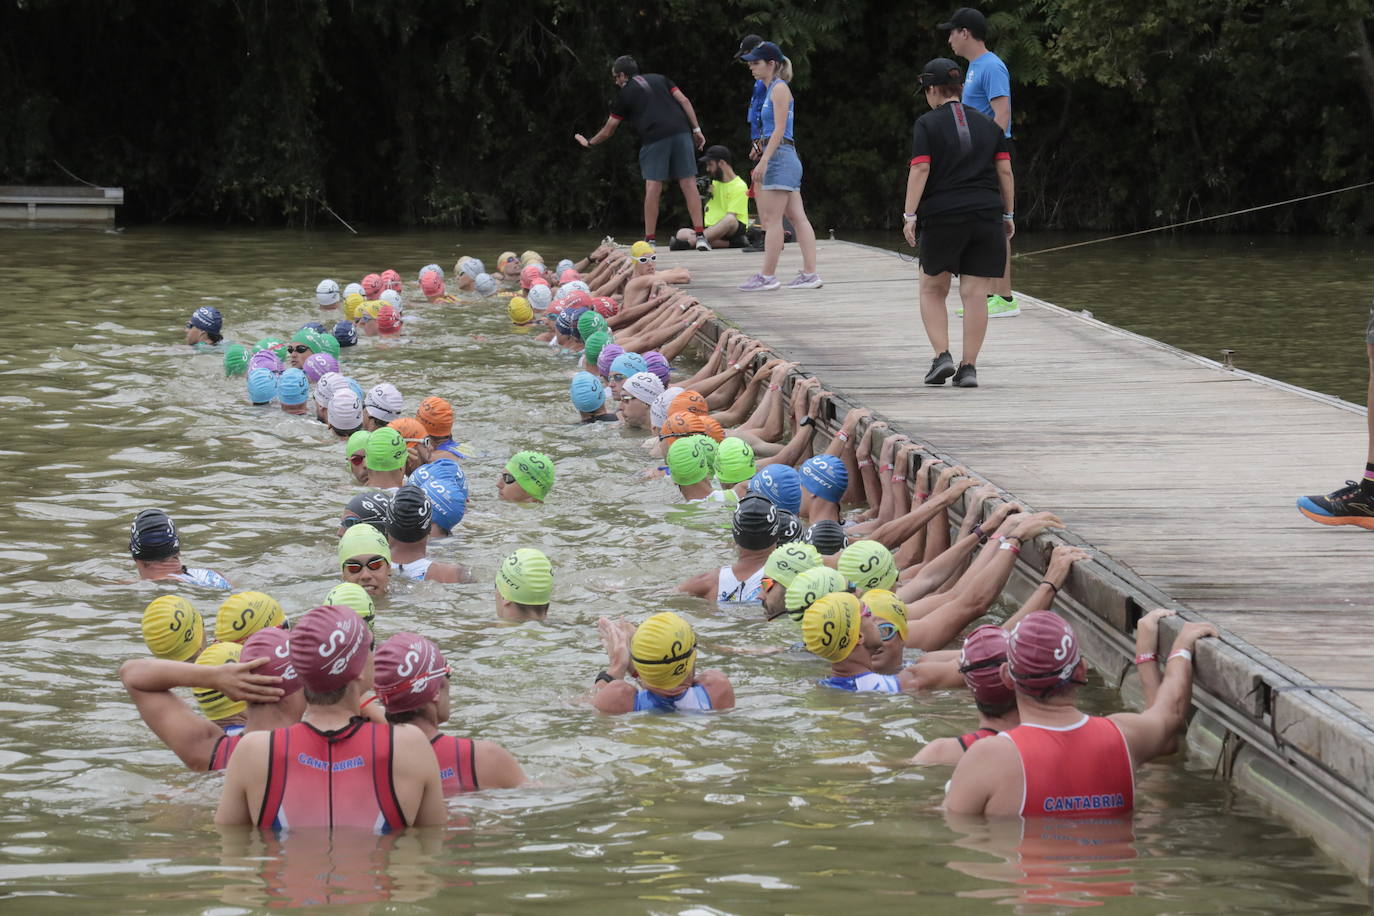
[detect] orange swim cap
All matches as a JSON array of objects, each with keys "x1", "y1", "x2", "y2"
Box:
[
  {"x1": 699, "y1": 414, "x2": 725, "y2": 442},
  {"x1": 669, "y1": 390, "x2": 709, "y2": 417},
  {"x1": 417, "y1": 396, "x2": 454, "y2": 438},
  {"x1": 388, "y1": 417, "x2": 428, "y2": 452},
  {"x1": 660, "y1": 411, "x2": 709, "y2": 446}
]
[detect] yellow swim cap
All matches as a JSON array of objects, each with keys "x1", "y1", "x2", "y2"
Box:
[
  {"x1": 141, "y1": 595, "x2": 205, "y2": 661},
  {"x1": 508, "y1": 296, "x2": 534, "y2": 325},
  {"x1": 630, "y1": 612, "x2": 697, "y2": 690},
  {"x1": 802, "y1": 593, "x2": 862, "y2": 662},
  {"x1": 215, "y1": 591, "x2": 286, "y2": 644},
  {"x1": 343, "y1": 292, "x2": 366, "y2": 321},
  {"x1": 194, "y1": 641, "x2": 247, "y2": 721},
  {"x1": 784, "y1": 565, "x2": 850, "y2": 615},
  {"x1": 496, "y1": 548, "x2": 553, "y2": 605},
  {"x1": 764, "y1": 542, "x2": 823, "y2": 589},
  {"x1": 861, "y1": 589, "x2": 909, "y2": 643},
  {"x1": 360, "y1": 301, "x2": 381, "y2": 320},
  {"x1": 837, "y1": 540, "x2": 899, "y2": 592},
  {"x1": 325, "y1": 582, "x2": 376, "y2": 631},
  {"x1": 520, "y1": 250, "x2": 543, "y2": 266},
  {"x1": 630, "y1": 240, "x2": 655, "y2": 258}
]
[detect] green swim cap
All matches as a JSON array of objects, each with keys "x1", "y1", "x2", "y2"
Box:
[
  {"x1": 837, "y1": 540, "x2": 899, "y2": 592},
  {"x1": 784, "y1": 565, "x2": 850, "y2": 616},
  {"x1": 667, "y1": 435, "x2": 716, "y2": 487},
  {"x1": 714, "y1": 437, "x2": 757, "y2": 486},
  {"x1": 338, "y1": 523, "x2": 391, "y2": 568},
  {"x1": 291, "y1": 328, "x2": 324, "y2": 354},
  {"x1": 223, "y1": 343, "x2": 249, "y2": 377},
  {"x1": 325, "y1": 581, "x2": 376, "y2": 630},
  {"x1": 253, "y1": 337, "x2": 284, "y2": 355},
  {"x1": 583, "y1": 330, "x2": 612, "y2": 368},
  {"x1": 764, "y1": 542, "x2": 823, "y2": 588},
  {"x1": 495, "y1": 548, "x2": 554, "y2": 605},
  {"x1": 365, "y1": 427, "x2": 408, "y2": 472},
  {"x1": 578, "y1": 310, "x2": 608, "y2": 341},
  {"x1": 318, "y1": 331, "x2": 340, "y2": 358},
  {"x1": 346, "y1": 429, "x2": 371, "y2": 457},
  {"x1": 505, "y1": 451, "x2": 555, "y2": 501}
]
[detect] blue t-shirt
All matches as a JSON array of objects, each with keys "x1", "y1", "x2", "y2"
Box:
[
  {"x1": 963, "y1": 52, "x2": 1012, "y2": 138},
  {"x1": 748, "y1": 79, "x2": 767, "y2": 140}
]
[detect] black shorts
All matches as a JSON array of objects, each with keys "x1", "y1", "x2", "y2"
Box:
[{"x1": 918, "y1": 212, "x2": 1006, "y2": 278}]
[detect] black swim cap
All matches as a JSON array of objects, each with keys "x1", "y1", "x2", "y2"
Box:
[
  {"x1": 772, "y1": 508, "x2": 803, "y2": 544},
  {"x1": 344, "y1": 491, "x2": 393, "y2": 530},
  {"x1": 387, "y1": 484, "x2": 434, "y2": 543},
  {"x1": 129, "y1": 509, "x2": 180, "y2": 561},
  {"x1": 732, "y1": 495, "x2": 779, "y2": 551},
  {"x1": 803, "y1": 520, "x2": 849, "y2": 556}
]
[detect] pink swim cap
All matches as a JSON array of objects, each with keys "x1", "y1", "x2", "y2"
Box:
[
  {"x1": 380, "y1": 269, "x2": 403, "y2": 293},
  {"x1": 376, "y1": 304, "x2": 402, "y2": 334},
  {"x1": 289, "y1": 605, "x2": 371, "y2": 693},
  {"x1": 362, "y1": 274, "x2": 383, "y2": 299},
  {"x1": 559, "y1": 268, "x2": 582, "y2": 284},
  {"x1": 958, "y1": 624, "x2": 1013, "y2": 708},
  {"x1": 594, "y1": 297, "x2": 621, "y2": 319},
  {"x1": 420, "y1": 272, "x2": 445, "y2": 297},
  {"x1": 373, "y1": 632, "x2": 450, "y2": 713},
  {"x1": 1007, "y1": 611, "x2": 1082, "y2": 695},
  {"x1": 241, "y1": 628, "x2": 303, "y2": 697},
  {"x1": 563, "y1": 290, "x2": 593, "y2": 311}
]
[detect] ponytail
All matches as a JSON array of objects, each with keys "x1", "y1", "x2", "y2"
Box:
[{"x1": 779, "y1": 57, "x2": 794, "y2": 82}]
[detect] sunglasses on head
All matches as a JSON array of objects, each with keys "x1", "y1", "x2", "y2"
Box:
[
  {"x1": 635, "y1": 254, "x2": 657, "y2": 263},
  {"x1": 343, "y1": 555, "x2": 388, "y2": 574}
]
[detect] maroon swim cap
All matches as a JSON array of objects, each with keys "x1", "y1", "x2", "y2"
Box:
[
  {"x1": 289, "y1": 605, "x2": 371, "y2": 693},
  {"x1": 241, "y1": 627, "x2": 302, "y2": 697},
  {"x1": 1007, "y1": 611, "x2": 1081, "y2": 694},
  {"x1": 958, "y1": 624, "x2": 1013, "y2": 707},
  {"x1": 373, "y1": 632, "x2": 450, "y2": 714}
]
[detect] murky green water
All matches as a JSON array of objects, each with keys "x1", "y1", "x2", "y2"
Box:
[{"x1": 1, "y1": 226, "x2": 1369, "y2": 912}]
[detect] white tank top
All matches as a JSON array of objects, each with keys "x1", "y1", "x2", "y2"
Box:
[
  {"x1": 717, "y1": 565, "x2": 764, "y2": 604},
  {"x1": 393, "y1": 557, "x2": 433, "y2": 581}
]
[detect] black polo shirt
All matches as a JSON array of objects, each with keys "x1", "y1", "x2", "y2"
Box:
[
  {"x1": 609, "y1": 74, "x2": 691, "y2": 144},
  {"x1": 910, "y1": 101, "x2": 1010, "y2": 220}
]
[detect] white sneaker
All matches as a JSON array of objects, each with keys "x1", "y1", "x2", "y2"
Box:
[
  {"x1": 695, "y1": 235, "x2": 711, "y2": 252},
  {"x1": 785, "y1": 271, "x2": 823, "y2": 289},
  {"x1": 739, "y1": 273, "x2": 780, "y2": 292}
]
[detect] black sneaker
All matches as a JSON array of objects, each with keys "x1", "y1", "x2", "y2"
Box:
[
  {"x1": 924, "y1": 351, "x2": 955, "y2": 385},
  {"x1": 1297, "y1": 481, "x2": 1374, "y2": 530},
  {"x1": 953, "y1": 363, "x2": 978, "y2": 388},
  {"x1": 668, "y1": 237, "x2": 692, "y2": 251}
]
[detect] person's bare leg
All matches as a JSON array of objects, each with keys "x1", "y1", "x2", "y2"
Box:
[
  {"x1": 958, "y1": 275, "x2": 991, "y2": 365},
  {"x1": 643, "y1": 181, "x2": 663, "y2": 240},
  {"x1": 783, "y1": 192, "x2": 818, "y2": 274},
  {"x1": 1367, "y1": 344, "x2": 1374, "y2": 463},
  {"x1": 705, "y1": 213, "x2": 739, "y2": 247},
  {"x1": 919, "y1": 271, "x2": 953, "y2": 355},
  {"x1": 679, "y1": 177, "x2": 705, "y2": 231},
  {"x1": 758, "y1": 190, "x2": 787, "y2": 277},
  {"x1": 997, "y1": 236, "x2": 1012, "y2": 299}
]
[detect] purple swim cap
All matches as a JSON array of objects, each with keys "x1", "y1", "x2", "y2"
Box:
[
  {"x1": 597, "y1": 343, "x2": 626, "y2": 378},
  {"x1": 248, "y1": 350, "x2": 282, "y2": 374},
  {"x1": 642, "y1": 351, "x2": 670, "y2": 385},
  {"x1": 302, "y1": 352, "x2": 340, "y2": 383}
]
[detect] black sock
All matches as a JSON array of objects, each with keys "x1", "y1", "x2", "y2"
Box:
[{"x1": 1362, "y1": 463, "x2": 1374, "y2": 495}]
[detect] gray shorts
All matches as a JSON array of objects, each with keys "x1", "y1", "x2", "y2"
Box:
[
  {"x1": 639, "y1": 132, "x2": 696, "y2": 182},
  {"x1": 1366, "y1": 301, "x2": 1374, "y2": 345}
]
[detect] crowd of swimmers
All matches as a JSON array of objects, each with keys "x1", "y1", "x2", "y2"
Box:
[{"x1": 124, "y1": 239, "x2": 1216, "y2": 831}]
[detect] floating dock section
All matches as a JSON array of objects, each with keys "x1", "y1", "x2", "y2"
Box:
[{"x1": 0, "y1": 185, "x2": 123, "y2": 228}]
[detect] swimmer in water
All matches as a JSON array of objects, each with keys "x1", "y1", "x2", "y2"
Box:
[
  {"x1": 213, "y1": 591, "x2": 287, "y2": 645},
  {"x1": 416, "y1": 397, "x2": 466, "y2": 461},
  {"x1": 570, "y1": 372, "x2": 618, "y2": 422},
  {"x1": 677, "y1": 495, "x2": 779, "y2": 603},
  {"x1": 128, "y1": 509, "x2": 232, "y2": 590},
  {"x1": 409, "y1": 460, "x2": 468, "y2": 536},
  {"x1": 363, "y1": 383, "x2": 404, "y2": 432},
  {"x1": 338, "y1": 524, "x2": 393, "y2": 598},
  {"x1": 329, "y1": 389, "x2": 365, "y2": 441},
  {"x1": 216, "y1": 605, "x2": 446, "y2": 829},
  {"x1": 665, "y1": 434, "x2": 719, "y2": 501},
  {"x1": 495, "y1": 548, "x2": 553, "y2": 621},
  {"x1": 591, "y1": 613, "x2": 735, "y2": 714},
  {"x1": 757, "y1": 542, "x2": 824, "y2": 621},
  {"x1": 497, "y1": 251, "x2": 522, "y2": 283},
  {"x1": 276, "y1": 368, "x2": 310, "y2": 415},
  {"x1": 499, "y1": 451, "x2": 555, "y2": 503},
  {"x1": 364, "y1": 427, "x2": 408, "y2": 490},
  {"x1": 912, "y1": 624, "x2": 1020, "y2": 765},
  {"x1": 185, "y1": 306, "x2": 223, "y2": 347},
  {"x1": 386, "y1": 484, "x2": 471, "y2": 583},
  {"x1": 140, "y1": 595, "x2": 208, "y2": 662},
  {"x1": 344, "y1": 430, "x2": 371, "y2": 484},
  {"x1": 618, "y1": 372, "x2": 664, "y2": 429},
  {"x1": 374, "y1": 633, "x2": 526, "y2": 793}
]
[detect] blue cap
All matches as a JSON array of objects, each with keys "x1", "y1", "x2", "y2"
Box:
[
  {"x1": 415, "y1": 462, "x2": 468, "y2": 532},
  {"x1": 301, "y1": 321, "x2": 327, "y2": 334},
  {"x1": 129, "y1": 508, "x2": 180, "y2": 560},
  {"x1": 609, "y1": 352, "x2": 648, "y2": 378},
  {"x1": 567, "y1": 307, "x2": 592, "y2": 341},
  {"x1": 333, "y1": 320, "x2": 358, "y2": 347},
  {"x1": 277, "y1": 368, "x2": 310, "y2": 406},
  {"x1": 246, "y1": 367, "x2": 277, "y2": 404},
  {"x1": 740, "y1": 40, "x2": 783, "y2": 62},
  {"x1": 747, "y1": 464, "x2": 802, "y2": 514},
  {"x1": 554, "y1": 309, "x2": 577, "y2": 336},
  {"x1": 800, "y1": 454, "x2": 849, "y2": 503},
  {"x1": 187, "y1": 306, "x2": 222, "y2": 333},
  {"x1": 345, "y1": 377, "x2": 365, "y2": 399},
  {"x1": 570, "y1": 371, "x2": 607, "y2": 413}
]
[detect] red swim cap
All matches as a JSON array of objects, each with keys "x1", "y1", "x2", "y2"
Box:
[
  {"x1": 958, "y1": 624, "x2": 1012, "y2": 707},
  {"x1": 289, "y1": 605, "x2": 371, "y2": 693},
  {"x1": 380, "y1": 269, "x2": 403, "y2": 293},
  {"x1": 377, "y1": 304, "x2": 402, "y2": 334},
  {"x1": 559, "y1": 268, "x2": 582, "y2": 284},
  {"x1": 362, "y1": 273, "x2": 383, "y2": 298},
  {"x1": 594, "y1": 297, "x2": 621, "y2": 319},
  {"x1": 1007, "y1": 611, "x2": 1081, "y2": 694},
  {"x1": 563, "y1": 290, "x2": 593, "y2": 311},
  {"x1": 520, "y1": 265, "x2": 543, "y2": 289},
  {"x1": 373, "y1": 632, "x2": 450, "y2": 713},
  {"x1": 241, "y1": 627, "x2": 303, "y2": 697}
]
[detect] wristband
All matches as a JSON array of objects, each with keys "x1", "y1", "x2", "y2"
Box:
[
  {"x1": 1039, "y1": 580, "x2": 1059, "y2": 596},
  {"x1": 915, "y1": 492, "x2": 929, "y2": 500},
  {"x1": 768, "y1": 383, "x2": 780, "y2": 391},
  {"x1": 858, "y1": 459, "x2": 873, "y2": 468},
  {"x1": 836, "y1": 430, "x2": 849, "y2": 443},
  {"x1": 880, "y1": 463, "x2": 893, "y2": 473},
  {"x1": 594, "y1": 670, "x2": 617, "y2": 684},
  {"x1": 1002, "y1": 212, "x2": 1015, "y2": 220},
  {"x1": 999, "y1": 540, "x2": 1020, "y2": 556},
  {"x1": 692, "y1": 127, "x2": 703, "y2": 135},
  {"x1": 902, "y1": 213, "x2": 918, "y2": 223},
  {"x1": 1134, "y1": 652, "x2": 1157, "y2": 665},
  {"x1": 1168, "y1": 648, "x2": 1193, "y2": 663},
  {"x1": 891, "y1": 474, "x2": 906, "y2": 483}
]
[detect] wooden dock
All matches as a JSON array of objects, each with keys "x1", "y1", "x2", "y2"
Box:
[
  {"x1": 0, "y1": 185, "x2": 123, "y2": 227},
  {"x1": 661, "y1": 238, "x2": 1374, "y2": 879}
]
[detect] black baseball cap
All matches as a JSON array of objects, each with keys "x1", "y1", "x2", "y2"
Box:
[
  {"x1": 918, "y1": 57, "x2": 963, "y2": 88},
  {"x1": 937, "y1": 7, "x2": 988, "y2": 39},
  {"x1": 698, "y1": 145, "x2": 732, "y2": 166},
  {"x1": 734, "y1": 34, "x2": 764, "y2": 60}
]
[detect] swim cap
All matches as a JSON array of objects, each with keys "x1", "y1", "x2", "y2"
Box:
[
  {"x1": 276, "y1": 368, "x2": 310, "y2": 406},
  {"x1": 290, "y1": 328, "x2": 324, "y2": 354},
  {"x1": 594, "y1": 297, "x2": 621, "y2": 319},
  {"x1": 474, "y1": 273, "x2": 498, "y2": 297},
  {"x1": 248, "y1": 350, "x2": 282, "y2": 375},
  {"x1": 374, "y1": 633, "x2": 450, "y2": 713},
  {"x1": 527, "y1": 284, "x2": 553, "y2": 311},
  {"x1": 570, "y1": 372, "x2": 607, "y2": 413},
  {"x1": 129, "y1": 508, "x2": 180, "y2": 561},
  {"x1": 505, "y1": 451, "x2": 555, "y2": 500},
  {"x1": 343, "y1": 489, "x2": 392, "y2": 530},
  {"x1": 659, "y1": 411, "x2": 709, "y2": 446},
  {"x1": 609, "y1": 352, "x2": 648, "y2": 379},
  {"x1": 564, "y1": 290, "x2": 594, "y2": 312},
  {"x1": 699, "y1": 415, "x2": 726, "y2": 443},
  {"x1": 764, "y1": 542, "x2": 823, "y2": 589},
  {"x1": 420, "y1": 263, "x2": 442, "y2": 280},
  {"x1": 642, "y1": 351, "x2": 671, "y2": 385},
  {"x1": 316, "y1": 278, "x2": 341, "y2": 307},
  {"x1": 519, "y1": 250, "x2": 542, "y2": 266},
  {"x1": 290, "y1": 605, "x2": 371, "y2": 693},
  {"x1": 498, "y1": 251, "x2": 519, "y2": 269},
  {"x1": 388, "y1": 417, "x2": 428, "y2": 451},
  {"x1": 388, "y1": 484, "x2": 433, "y2": 543},
  {"x1": 583, "y1": 331, "x2": 612, "y2": 370},
  {"x1": 460, "y1": 257, "x2": 485, "y2": 278},
  {"x1": 558, "y1": 265, "x2": 578, "y2": 283},
  {"x1": 785, "y1": 565, "x2": 850, "y2": 615},
  {"x1": 364, "y1": 383, "x2": 403, "y2": 422},
  {"x1": 838, "y1": 540, "x2": 899, "y2": 592},
  {"x1": 365, "y1": 427, "x2": 408, "y2": 472},
  {"x1": 861, "y1": 589, "x2": 909, "y2": 643},
  {"x1": 302, "y1": 352, "x2": 339, "y2": 383},
  {"x1": 804, "y1": 520, "x2": 849, "y2": 556},
  {"x1": 329, "y1": 390, "x2": 364, "y2": 431},
  {"x1": 772, "y1": 509, "x2": 803, "y2": 544},
  {"x1": 520, "y1": 264, "x2": 543, "y2": 289},
  {"x1": 344, "y1": 282, "x2": 364, "y2": 299},
  {"x1": 597, "y1": 343, "x2": 626, "y2": 378},
  {"x1": 732, "y1": 494, "x2": 779, "y2": 550},
  {"x1": 141, "y1": 595, "x2": 204, "y2": 661},
  {"x1": 420, "y1": 271, "x2": 446, "y2": 298},
  {"x1": 1007, "y1": 611, "x2": 1082, "y2": 695},
  {"x1": 747, "y1": 464, "x2": 802, "y2": 515},
  {"x1": 572, "y1": 307, "x2": 600, "y2": 341},
  {"x1": 241, "y1": 627, "x2": 302, "y2": 697},
  {"x1": 338, "y1": 523, "x2": 391, "y2": 568},
  {"x1": 194, "y1": 641, "x2": 247, "y2": 720},
  {"x1": 324, "y1": 582, "x2": 376, "y2": 630},
  {"x1": 960, "y1": 624, "x2": 1015, "y2": 708},
  {"x1": 802, "y1": 593, "x2": 862, "y2": 662},
  {"x1": 318, "y1": 330, "x2": 340, "y2": 358},
  {"x1": 414, "y1": 463, "x2": 467, "y2": 532},
  {"x1": 344, "y1": 292, "x2": 366, "y2": 320},
  {"x1": 187, "y1": 306, "x2": 222, "y2": 334},
  {"x1": 223, "y1": 344, "x2": 248, "y2": 377},
  {"x1": 328, "y1": 320, "x2": 357, "y2": 348},
  {"x1": 253, "y1": 336, "x2": 284, "y2": 354},
  {"x1": 508, "y1": 296, "x2": 534, "y2": 324},
  {"x1": 381, "y1": 269, "x2": 403, "y2": 292},
  {"x1": 624, "y1": 371, "x2": 665, "y2": 405},
  {"x1": 302, "y1": 321, "x2": 327, "y2": 335},
  {"x1": 378, "y1": 289, "x2": 402, "y2": 311},
  {"x1": 495, "y1": 548, "x2": 554, "y2": 605},
  {"x1": 800, "y1": 455, "x2": 849, "y2": 503},
  {"x1": 376, "y1": 304, "x2": 402, "y2": 334},
  {"x1": 345, "y1": 428, "x2": 370, "y2": 459},
  {"x1": 359, "y1": 301, "x2": 380, "y2": 321},
  {"x1": 650, "y1": 387, "x2": 685, "y2": 430},
  {"x1": 215, "y1": 591, "x2": 287, "y2": 643},
  {"x1": 669, "y1": 390, "x2": 709, "y2": 418},
  {"x1": 417, "y1": 396, "x2": 454, "y2": 438},
  {"x1": 630, "y1": 612, "x2": 696, "y2": 690},
  {"x1": 630, "y1": 240, "x2": 655, "y2": 258},
  {"x1": 246, "y1": 368, "x2": 277, "y2": 404},
  {"x1": 714, "y1": 437, "x2": 757, "y2": 486},
  {"x1": 315, "y1": 372, "x2": 342, "y2": 407},
  {"x1": 666, "y1": 435, "x2": 716, "y2": 487}
]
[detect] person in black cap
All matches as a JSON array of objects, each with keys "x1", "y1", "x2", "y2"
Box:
[
  {"x1": 671, "y1": 146, "x2": 751, "y2": 250},
  {"x1": 574, "y1": 55, "x2": 709, "y2": 248},
  {"x1": 128, "y1": 509, "x2": 232, "y2": 590},
  {"x1": 185, "y1": 306, "x2": 223, "y2": 348},
  {"x1": 386, "y1": 484, "x2": 470, "y2": 583},
  {"x1": 733, "y1": 34, "x2": 768, "y2": 161},
  {"x1": 676, "y1": 495, "x2": 778, "y2": 602},
  {"x1": 903, "y1": 57, "x2": 1014, "y2": 389}
]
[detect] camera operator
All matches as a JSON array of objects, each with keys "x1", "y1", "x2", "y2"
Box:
[{"x1": 672, "y1": 146, "x2": 751, "y2": 250}]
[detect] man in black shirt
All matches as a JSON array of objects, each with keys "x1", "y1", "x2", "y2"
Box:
[
  {"x1": 902, "y1": 57, "x2": 1014, "y2": 389},
  {"x1": 576, "y1": 55, "x2": 709, "y2": 248}
]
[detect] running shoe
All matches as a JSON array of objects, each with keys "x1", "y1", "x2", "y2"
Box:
[
  {"x1": 956, "y1": 295, "x2": 1022, "y2": 318},
  {"x1": 668, "y1": 237, "x2": 692, "y2": 251},
  {"x1": 785, "y1": 272, "x2": 823, "y2": 289},
  {"x1": 739, "y1": 273, "x2": 780, "y2": 292},
  {"x1": 1297, "y1": 481, "x2": 1374, "y2": 530},
  {"x1": 695, "y1": 235, "x2": 712, "y2": 252},
  {"x1": 952, "y1": 363, "x2": 978, "y2": 388},
  {"x1": 924, "y1": 351, "x2": 955, "y2": 385}
]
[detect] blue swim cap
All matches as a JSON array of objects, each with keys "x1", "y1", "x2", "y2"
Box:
[
  {"x1": 554, "y1": 309, "x2": 577, "y2": 336},
  {"x1": 415, "y1": 462, "x2": 468, "y2": 532},
  {"x1": 301, "y1": 321, "x2": 327, "y2": 335},
  {"x1": 609, "y1": 352, "x2": 648, "y2": 378},
  {"x1": 800, "y1": 454, "x2": 849, "y2": 503},
  {"x1": 277, "y1": 368, "x2": 310, "y2": 406},
  {"x1": 345, "y1": 377, "x2": 365, "y2": 399},
  {"x1": 246, "y1": 367, "x2": 277, "y2": 404},
  {"x1": 570, "y1": 371, "x2": 607, "y2": 413},
  {"x1": 333, "y1": 320, "x2": 358, "y2": 347},
  {"x1": 188, "y1": 306, "x2": 222, "y2": 334},
  {"x1": 748, "y1": 464, "x2": 802, "y2": 514}
]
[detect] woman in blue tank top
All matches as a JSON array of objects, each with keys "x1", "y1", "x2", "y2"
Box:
[{"x1": 737, "y1": 42, "x2": 821, "y2": 293}]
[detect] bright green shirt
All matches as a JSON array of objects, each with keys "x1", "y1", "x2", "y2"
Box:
[{"x1": 705, "y1": 175, "x2": 750, "y2": 228}]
